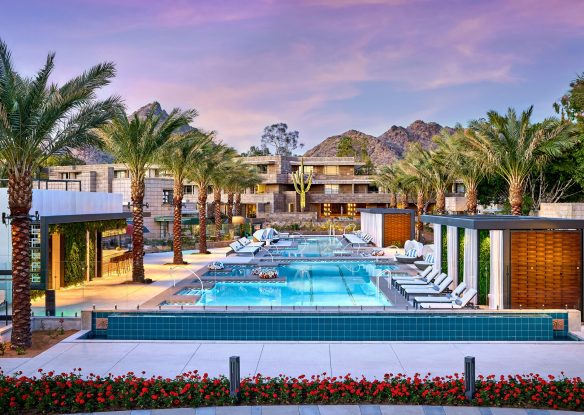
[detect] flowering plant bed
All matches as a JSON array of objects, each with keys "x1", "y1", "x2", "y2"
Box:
[{"x1": 1, "y1": 370, "x2": 583, "y2": 414}]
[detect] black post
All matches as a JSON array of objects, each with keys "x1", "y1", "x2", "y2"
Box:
[
  {"x1": 464, "y1": 356, "x2": 476, "y2": 401},
  {"x1": 45, "y1": 290, "x2": 56, "y2": 316},
  {"x1": 229, "y1": 356, "x2": 241, "y2": 399}
]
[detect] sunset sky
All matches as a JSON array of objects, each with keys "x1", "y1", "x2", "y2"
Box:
[{"x1": 2, "y1": 0, "x2": 583, "y2": 151}]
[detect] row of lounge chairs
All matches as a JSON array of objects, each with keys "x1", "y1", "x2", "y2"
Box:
[{"x1": 391, "y1": 266, "x2": 477, "y2": 309}]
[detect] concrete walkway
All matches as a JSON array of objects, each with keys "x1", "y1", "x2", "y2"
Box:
[
  {"x1": 63, "y1": 405, "x2": 582, "y2": 414},
  {"x1": 31, "y1": 248, "x2": 237, "y2": 316},
  {"x1": 3, "y1": 335, "x2": 584, "y2": 379}
]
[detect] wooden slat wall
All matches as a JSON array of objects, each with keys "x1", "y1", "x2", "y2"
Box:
[
  {"x1": 510, "y1": 230, "x2": 582, "y2": 309},
  {"x1": 383, "y1": 214, "x2": 412, "y2": 247}
]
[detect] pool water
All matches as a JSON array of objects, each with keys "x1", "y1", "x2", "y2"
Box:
[
  {"x1": 270, "y1": 236, "x2": 345, "y2": 257},
  {"x1": 196, "y1": 261, "x2": 396, "y2": 307}
]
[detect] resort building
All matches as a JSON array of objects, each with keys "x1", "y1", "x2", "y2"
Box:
[
  {"x1": 0, "y1": 185, "x2": 129, "y2": 315},
  {"x1": 46, "y1": 156, "x2": 394, "y2": 238},
  {"x1": 240, "y1": 155, "x2": 390, "y2": 219}
]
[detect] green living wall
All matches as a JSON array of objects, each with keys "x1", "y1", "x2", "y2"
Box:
[
  {"x1": 457, "y1": 228, "x2": 465, "y2": 284},
  {"x1": 441, "y1": 225, "x2": 447, "y2": 272},
  {"x1": 49, "y1": 219, "x2": 126, "y2": 287},
  {"x1": 478, "y1": 230, "x2": 491, "y2": 305}
]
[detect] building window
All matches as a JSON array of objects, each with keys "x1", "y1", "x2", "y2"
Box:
[
  {"x1": 454, "y1": 182, "x2": 465, "y2": 194},
  {"x1": 183, "y1": 185, "x2": 195, "y2": 195},
  {"x1": 347, "y1": 203, "x2": 356, "y2": 216},
  {"x1": 114, "y1": 170, "x2": 128, "y2": 179},
  {"x1": 324, "y1": 184, "x2": 339, "y2": 194},
  {"x1": 324, "y1": 165, "x2": 339, "y2": 175},
  {"x1": 162, "y1": 189, "x2": 174, "y2": 204},
  {"x1": 323, "y1": 203, "x2": 331, "y2": 217},
  {"x1": 288, "y1": 203, "x2": 295, "y2": 213},
  {"x1": 255, "y1": 184, "x2": 266, "y2": 194},
  {"x1": 255, "y1": 164, "x2": 268, "y2": 174}
]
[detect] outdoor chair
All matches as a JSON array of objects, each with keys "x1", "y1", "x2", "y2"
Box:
[
  {"x1": 229, "y1": 241, "x2": 260, "y2": 256},
  {"x1": 398, "y1": 272, "x2": 448, "y2": 294},
  {"x1": 417, "y1": 288, "x2": 477, "y2": 309},
  {"x1": 413, "y1": 282, "x2": 467, "y2": 308},
  {"x1": 392, "y1": 268, "x2": 440, "y2": 288},
  {"x1": 402, "y1": 275, "x2": 454, "y2": 300}
]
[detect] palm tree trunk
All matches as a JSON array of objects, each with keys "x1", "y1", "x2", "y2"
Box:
[
  {"x1": 198, "y1": 186, "x2": 209, "y2": 254},
  {"x1": 9, "y1": 171, "x2": 33, "y2": 349},
  {"x1": 235, "y1": 193, "x2": 242, "y2": 216},
  {"x1": 214, "y1": 187, "x2": 222, "y2": 240},
  {"x1": 416, "y1": 190, "x2": 424, "y2": 242},
  {"x1": 172, "y1": 177, "x2": 184, "y2": 265},
  {"x1": 509, "y1": 180, "x2": 524, "y2": 216},
  {"x1": 389, "y1": 192, "x2": 397, "y2": 209},
  {"x1": 227, "y1": 192, "x2": 234, "y2": 223},
  {"x1": 466, "y1": 185, "x2": 478, "y2": 215},
  {"x1": 397, "y1": 192, "x2": 408, "y2": 209},
  {"x1": 131, "y1": 178, "x2": 145, "y2": 283},
  {"x1": 435, "y1": 188, "x2": 446, "y2": 214}
]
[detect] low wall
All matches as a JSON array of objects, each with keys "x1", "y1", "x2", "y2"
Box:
[
  {"x1": 264, "y1": 212, "x2": 318, "y2": 223},
  {"x1": 539, "y1": 203, "x2": 584, "y2": 219}
]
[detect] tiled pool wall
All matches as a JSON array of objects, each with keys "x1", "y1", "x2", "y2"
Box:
[{"x1": 89, "y1": 311, "x2": 571, "y2": 341}]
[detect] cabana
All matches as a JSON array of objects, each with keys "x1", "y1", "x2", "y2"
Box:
[
  {"x1": 359, "y1": 208, "x2": 415, "y2": 247},
  {"x1": 422, "y1": 214, "x2": 584, "y2": 314}
]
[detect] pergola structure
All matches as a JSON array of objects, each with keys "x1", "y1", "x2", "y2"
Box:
[{"x1": 422, "y1": 215, "x2": 584, "y2": 313}]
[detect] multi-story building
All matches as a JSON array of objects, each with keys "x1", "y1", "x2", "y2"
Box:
[
  {"x1": 240, "y1": 156, "x2": 390, "y2": 219},
  {"x1": 46, "y1": 156, "x2": 392, "y2": 237}
]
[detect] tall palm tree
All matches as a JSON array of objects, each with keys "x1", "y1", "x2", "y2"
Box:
[
  {"x1": 434, "y1": 128, "x2": 484, "y2": 214},
  {"x1": 209, "y1": 149, "x2": 238, "y2": 240},
  {"x1": 0, "y1": 39, "x2": 122, "y2": 348},
  {"x1": 188, "y1": 142, "x2": 231, "y2": 254},
  {"x1": 223, "y1": 163, "x2": 261, "y2": 223},
  {"x1": 99, "y1": 107, "x2": 196, "y2": 281},
  {"x1": 157, "y1": 130, "x2": 211, "y2": 264},
  {"x1": 374, "y1": 165, "x2": 398, "y2": 208},
  {"x1": 466, "y1": 107, "x2": 576, "y2": 215},
  {"x1": 423, "y1": 147, "x2": 451, "y2": 214},
  {"x1": 396, "y1": 145, "x2": 431, "y2": 241},
  {"x1": 232, "y1": 167, "x2": 263, "y2": 218}
]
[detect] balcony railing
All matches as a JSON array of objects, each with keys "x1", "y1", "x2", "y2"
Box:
[{"x1": 0, "y1": 179, "x2": 82, "y2": 192}]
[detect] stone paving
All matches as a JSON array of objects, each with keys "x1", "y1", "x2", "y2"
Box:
[{"x1": 63, "y1": 405, "x2": 582, "y2": 414}]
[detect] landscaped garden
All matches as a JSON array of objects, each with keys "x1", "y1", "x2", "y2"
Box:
[{"x1": 1, "y1": 370, "x2": 583, "y2": 413}]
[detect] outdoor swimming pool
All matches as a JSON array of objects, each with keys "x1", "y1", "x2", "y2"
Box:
[
  {"x1": 182, "y1": 261, "x2": 399, "y2": 307},
  {"x1": 269, "y1": 236, "x2": 346, "y2": 257}
]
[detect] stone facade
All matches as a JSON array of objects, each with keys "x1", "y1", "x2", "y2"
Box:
[{"x1": 539, "y1": 203, "x2": 584, "y2": 219}]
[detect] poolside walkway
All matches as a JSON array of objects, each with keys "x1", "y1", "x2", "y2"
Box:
[
  {"x1": 30, "y1": 248, "x2": 237, "y2": 316},
  {"x1": 64, "y1": 405, "x2": 582, "y2": 414},
  {"x1": 3, "y1": 335, "x2": 584, "y2": 379}
]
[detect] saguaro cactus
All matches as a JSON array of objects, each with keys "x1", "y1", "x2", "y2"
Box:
[{"x1": 292, "y1": 158, "x2": 313, "y2": 212}]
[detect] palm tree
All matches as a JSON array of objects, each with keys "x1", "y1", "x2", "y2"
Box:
[
  {"x1": 224, "y1": 163, "x2": 262, "y2": 223},
  {"x1": 209, "y1": 148, "x2": 238, "y2": 240},
  {"x1": 396, "y1": 145, "x2": 431, "y2": 241},
  {"x1": 374, "y1": 165, "x2": 398, "y2": 208},
  {"x1": 466, "y1": 107, "x2": 576, "y2": 215},
  {"x1": 157, "y1": 130, "x2": 211, "y2": 264},
  {"x1": 188, "y1": 142, "x2": 232, "y2": 254},
  {"x1": 99, "y1": 107, "x2": 196, "y2": 281},
  {"x1": 423, "y1": 147, "x2": 451, "y2": 214},
  {"x1": 434, "y1": 128, "x2": 484, "y2": 214},
  {"x1": 0, "y1": 39, "x2": 121, "y2": 348}
]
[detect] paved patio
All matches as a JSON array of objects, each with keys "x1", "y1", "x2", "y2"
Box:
[
  {"x1": 61, "y1": 405, "x2": 583, "y2": 414},
  {"x1": 3, "y1": 335, "x2": 584, "y2": 379}
]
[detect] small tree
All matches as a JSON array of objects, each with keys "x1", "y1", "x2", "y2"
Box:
[
  {"x1": 261, "y1": 123, "x2": 302, "y2": 156},
  {"x1": 336, "y1": 136, "x2": 355, "y2": 157}
]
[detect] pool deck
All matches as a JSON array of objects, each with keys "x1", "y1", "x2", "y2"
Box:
[{"x1": 3, "y1": 331, "x2": 584, "y2": 379}]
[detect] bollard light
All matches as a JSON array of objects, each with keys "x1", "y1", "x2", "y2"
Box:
[
  {"x1": 464, "y1": 356, "x2": 476, "y2": 401},
  {"x1": 229, "y1": 356, "x2": 241, "y2": 399}
]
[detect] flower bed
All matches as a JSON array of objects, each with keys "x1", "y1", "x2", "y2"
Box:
[{"x1": 1, "y1": 370, "x2": 583, "y2": 414}]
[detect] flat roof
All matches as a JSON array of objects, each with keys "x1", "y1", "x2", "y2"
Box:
[
  {"x1": 358, "y1": 208, "x2": 415, "y2": 215},
  {"x1": 421, "y1": 214, "x2": 584, "y2": 230}
]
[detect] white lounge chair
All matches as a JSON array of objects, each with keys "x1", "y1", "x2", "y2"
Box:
[
  {"x1": 238, "y1": 237, "x2": 264, "y2": 247},
  {"x1": 417, "y1": 288, "x2": 477, "y2": 309},
  {"x1": 392, "y1": 269, "x2": 440, "y2": 288},
  {"x1": 229, "y1": 241, "x2": 260, "y2": 256},
  {"x1": 399, "y1": 272, "x2": 448, "y2": 293},
  {"x1": 395, "y1": 240, "x2": 423, "y2": 263},
  {"x1": 392, "y1": 266, "x2": 433, "y2": 282},
  {"x1": 402, "y1": 276, "x2": 453, "y2": 300},
  {"x1": 413, "y1": 282, "x2": 467, "y2": 308}
]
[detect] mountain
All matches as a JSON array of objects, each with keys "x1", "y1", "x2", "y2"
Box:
[
  {"x1": 303, "y1": 120, "x2": 454, "y2": 165},
  {"x1": 71, "y1": 101, "x2": 194, "y2": 164}
]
